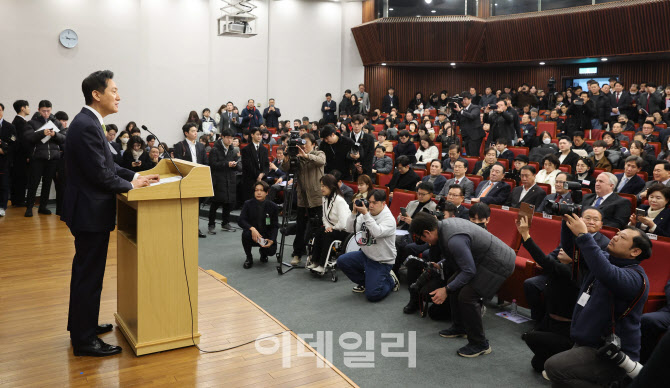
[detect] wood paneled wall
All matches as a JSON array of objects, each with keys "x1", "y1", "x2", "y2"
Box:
[
  {"x1": 362, "y1": 0, "x2": 375, "y2": 23},
  {"x1": 363, "y1": 61, "x2": 670, "y2": 111},
  {"x1": 352, "y1": 0, "x2": 670, "y2": 65}
]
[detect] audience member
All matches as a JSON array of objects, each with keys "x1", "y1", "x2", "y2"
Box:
[
  {"x1": 352, "y1": 174, "x2": 373, "y2": 204},
  {"x1": 581, "y1": 172, "x2": 631, "y2": 229},
  {"x1": 321, "y1": 93, "x2": 337, "y2": 124},
  {"x1": 444, "y1": 184, "x2": 470, "y2": 219},
  {"x1": 535, "y1": 154, "x2": 561, "y2": 193},
  {"x1": 615, "y1": 156, "x2": 646, "y2": 194},
  {"x1": 473, "y1": 147, "x2": 498, "y2": 180},
  {"x1": 239, "y1": 181, "x2": 279, "y2": 269},
  {"x1": 0, "y1": 102, "x2": 16, "y2": 216},
  {"x1": 471, "y1": 163, "x2": 510, "y2": 205},
  {"x1": 381, "y1": 87, "x2": 399, "y2": 113},
  {"x1": 629, "y1": 184, "x2": 670, "y2": 236},
  {"x1": 440, "y1": 160, "x2": 474, "y2": 200},
  {"x1": 387, "y1": 155, "x2": 420, "y2": 199},
  {"x1": 394, "y1": 182, "x2": 436, "y2": 273},
  {"x1": 574, "y1": 156, "x2": 596, "y2": 192},
  {"x1": 537, "y1": 172, "x2": 573, "y2": 214},
  {"x1": 349, "y1": 115, "x2": 375, "y2": 174},
  {"x1": 240, "y1": 127, "x2": 270, "y2": 202},
  {"x1": 9, "y1": 99, "x2": 31, "y2": 208},
  {"x1": 262, "y1": 98, "x2": 281, "y2": 128},
  {"x1": 637, "y1": 161, "x2": 670, "y2": 200},
  {"x1": 589, "y1": 140, "x2": 613, "y2": 172},
  {"x1": 441, "y1": 144, "x2": 468, "y2": 172},
  {"x1": 506, "y1": 154, "x2": 528, "y2": 186},
  {"x1": 571, "y1": 131, "x2": 593, "y2": 155},
  {"x1": 505, "y1": 165, "x2": 547, "y2": 209},
  {"x1": 122, "y1": 135, "x2": 152, "y2": 172},
  {"x1": 494, "y1": 138, "x2": 514, "y2": 166},
  {"x1": 420, "y1": 160, "x2": 446, "y2": 195},
  {"x1": 208, "y1": 130, "x2": 241, "y2": 234},
  {"x1": 556, "y1": 136, "x2": 579, "y2": 171},
  {"x1": 240, "y1": 99, "x2": 263, "y2": 130},
  {"x1": 320, "y1": 124, "x2": 355, "y2": 181}
]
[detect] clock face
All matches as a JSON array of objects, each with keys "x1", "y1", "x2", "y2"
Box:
[{"x1": 59, "y1": 29, "x2": 78, "y2": 49}]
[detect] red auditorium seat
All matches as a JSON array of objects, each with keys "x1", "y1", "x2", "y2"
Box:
[
  {"x1": 464, "y1": 157, "x2": 481, "y2": 174},
  {"x1": 641, "y1": 236, "x2": 670, "y2": 312},
  {"x1": 435, "y1": 142, "x2": 442, "y2": 157},
  {"x1": 414, "y1": 169, "x2": 426, "y2": 179},
  {"x1": 612, "y1": 169, "x2": 648, "y2": 181},
  {"x1": 622, "y1": 131, "x2": 635, "y2": 142},
  {"x1": 271, "y1": 144, "x2": 280, "y2": 159},
  {"x1": 509, "y1": 146, "x2": 529, "y2": 158},
  {"x1": 342, "y1": 180, "x2": 358, "y2": 194},
  {"x1": 537, "y1": 183, "x2": 552, "y2": 196},
  {"x1": 648, "y1": 142, "x2": 661, "y2": 157},
  {"x1": 373, "y1": 124, "x2": 384, "y2": 132},
  {"x1": 618, "y1": 193, "x2": 637, "y2": 216},
  {"x1": 593, "y1": 168, "x2": 606, "y2": 177},
  {"x1": 466, "y1": 174, "x2": 482, "y2": 189},
  {"x1": 487, "y1": 206, "x2": 522, "y2": 251},
  {"x1": 373, "y1": 185, "x2": 390, "y2": 204},
  {"x1": 516, "y1": 214, "x2": 563, "y2": 263},
  {"x1": 377, "y1": 173, "x2": 393, "y2": 187},
  {"x1": 537, "y1": 122, "x2": 557, "y2": 138},
  {"x1": 599, "y1": 226, "x2": 619, "y2": 241},
  {"x1": 384, "y1": 152, "x2": 396, "y2": 164},
  {"x1": 529, "y1": 161, "x2": 540, "y2": 172},
  {"x1": 558, "y1": 165, "x2": 571, "y2": 173},
  {"x1": 497, "y1": 158, "x2": 509, "y2": 170},
  {"x1": 389, "y1": 189, "x2": 417, "y2": 219},
  {"x1": 441, "y1": 172, "x2": 454, "y2": 180},
  {"x1": 503, "y1": 179, "x2": 516, "y2": 190},
  {"x1": 267, "y1": 127, "x2": 276, "y2": 134}
]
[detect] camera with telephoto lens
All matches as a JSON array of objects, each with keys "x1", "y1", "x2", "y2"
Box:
[
  {"x1": 287, "y1": 130, "x2": 305, "y2": 157},
  {"x1": 548, "y1": 181, "x2": 583, "y2": 216},
  {"x1": 405, "y1": 256, "x2": 443, "y2": 292},
  {"x1": 597, "y1": 333, "x2": 643, "y2": 379},
  {"x1": 355, "y1": 198, "x2": 369, "y2": 208},
  {"x1": 446, "y1": 95, "x2": 464, "y2": 109}
]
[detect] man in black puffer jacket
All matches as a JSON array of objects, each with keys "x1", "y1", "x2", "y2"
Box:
[{"x1": 23, "y1": 100, "x2": 64, "y2": 217}]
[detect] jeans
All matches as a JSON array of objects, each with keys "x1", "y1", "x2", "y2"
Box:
[
  {"x1": 337, "y1": 250, "x2": 395, "y2": 302},
  {"x1": 545, "y1": 346, "x2": 627, "y2": 387}
]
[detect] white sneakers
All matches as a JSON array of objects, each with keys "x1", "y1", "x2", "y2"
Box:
[
  {"x1": 306, "y1": 262, "x2": 317, "y2": 269},
  {"x1": 313, "y1": 266, "x2": 325, "y2": 273},
  {"x1": 390, "y1": 270, "x2": 399, "y2": 292}
]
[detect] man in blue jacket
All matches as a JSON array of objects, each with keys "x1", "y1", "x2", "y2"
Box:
[
  {"x1": 545, "y1": 214, "x2": 651, "y2": 386},
  {"x1": 241, "y1": 99, "x2": 263, "y2": 130}
]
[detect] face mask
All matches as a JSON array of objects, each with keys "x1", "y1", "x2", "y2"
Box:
[
  {"x1": 543, "y1": 138, "x2": 551, "y2": 145},
  {"x1": 121, "y1": 138, "x2": 129, "y2": 144},
  {"x1": 474, "y1": 222, "x2": 488, "y2": 230}
]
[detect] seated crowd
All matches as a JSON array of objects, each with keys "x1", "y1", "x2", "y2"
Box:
[{"x1": 1, "y1": 79, "x2": 669, "y2": 385}]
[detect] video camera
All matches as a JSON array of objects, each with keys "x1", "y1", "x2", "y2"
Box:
[
  {"x1": 286, "y1": 130, "x2": 305, "y2": 157},
  {"x1": 405, "y1": 256, "x2": 444, "y2": 293},
  {"x1": 446, "y1": 95, "x2": 464, "y2": 109},
  {"x1": 547, "y1": 181, "x2": 583, "y2": 216}
]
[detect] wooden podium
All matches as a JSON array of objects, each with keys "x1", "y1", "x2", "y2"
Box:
[{"x1": 115, "y1": 159, "x2": 213, "y2": 356}]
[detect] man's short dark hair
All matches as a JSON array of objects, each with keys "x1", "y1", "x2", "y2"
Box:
[
  {"x1": 182, "y1": 122, "x2": 197, "y2": 134},
  {"x1": 558, "y1": 136, "x2": 572, "y2": 143},
  {"x1": 396, "y1": 155, "x2": 411, "y2": 167},
  {"x1": 378, "y1": 130, "x2": 388, "y2": 138},
  {"x1": 398, "y1": 129, "x2": 410, "y2": 138},
  {"x1": 370, "y1": 189, "x2": 387, "y2": 203},
  {"x1": 592, "y1": 140, "x2": 607, "y2": 148},
  {"x1": 254, "y1": 180, "x2": 270, "y2": 192},
  {"x1": 658, "y1": 161, "x2": 670, "y2": 172},
  {"x1": 454, "y1": 159, "x2": 466, "y2": 168},
  {"x1": 627, "y1": 227, "x2": 652, "y2": 261},
  {"x1": 624, "y1": 155, "x2": 644, "y2": 168},
  {"x1": 573, "y1": 131, "x2": 585, "y2": 139},
  {"x1": 448, "y1": 184, "x2": 464, "y2": 196},
  {"x1": 13, "y1": 100, "x2": 28, "y2": 114},
  {"x1": 249, "y1": 127, "x2": 262, "y2": 136},
  {"x1": 106, "y1": 124, "x2": 118, "y2": 134},
  {"x1": 461, "y1": 92, "x2": 472, "y2": 100},
  {"x1": 221, "y1": 129, "x2": 235, "y2": 138},
  {"x1": 417, "y1": 181, "x2": 434, "y2": 194},
  {"x1": 54, "y1": 111, "x2": 68, "y2": 121},
  {"x1": 408, "y1": 212, "x2": 438, "y2": 237},
  {"x1": 326, "y1": 93, "x2": 331, "y2": 97},
  {"x1": 320, "y1": 124, "x2": 337, "y2": 139},
  {"x1": 147, "y1": 134, "x2": 156, "y2": 142},
  {"x1": 301, "y1": 132, "x2": 316, "y2": 144},
  {"x1": 331, "y1": 169, "x2": 343, "y2": 181},
  {"x1": 38, "y1": 100, "x2": 52, "y2": 109},
  {"x1": 441, "y1": 201, "x2": 457, "y2": 217},
  {"x1": 345, "y1": 89, "x2": 351, "y2": 94},
  {"x1": 496, "y1": 138, "x2": 509, "y2": 146},
  {"x1": 82, "y1": 70, "x2": 114, "y2": 105},
  {"x1": 520, "y1": 165, "x2": 537, "y2": 175},
  {"x1": 202, "y1": 108, "x2": 210, "y2": 114},
  {"x1": 448, "y1": 144, "x2": 461, "y2": 153},
  {"x1": 469, "y1": 202, "x2": 490, "y2": 220}
]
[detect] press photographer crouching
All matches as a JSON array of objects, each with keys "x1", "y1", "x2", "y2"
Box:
[
  {"x1": 393, "y1": 182, "x2": 437, "y2": 276},
  {"x1": 337, "y1": 189, "x2": 400, "y2": 302},
  {"x1": 308, "y1": 174, "x2": 350, "y2": 273},
  {"x1": 544, "y1": 215, "x2": 651, "y2": 386},
  {"x1": 409, "y1": 212, "x2": 515, "y2": 357}
]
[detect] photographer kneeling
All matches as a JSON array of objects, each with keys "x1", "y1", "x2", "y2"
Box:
[
  {"x1": 308, "y1": 174, "x2": 350, "y2": 273},
  {"x1": 409, "y1": 212, "x2": 515, "y2": 357},
  {"x1": 337, "y1": 189, "x2": 399, "y2": 302},
  {"x1": 544, "y1": 215, "x2": 651, "y2": 386}
]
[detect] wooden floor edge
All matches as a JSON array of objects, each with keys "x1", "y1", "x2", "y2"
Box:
[{"x1": 200, "y1": 268, "x2": 360, "y2": 388}]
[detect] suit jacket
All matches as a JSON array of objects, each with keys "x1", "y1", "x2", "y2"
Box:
[
  {"x1": 581, "y1": 192, "x2": 630, "y2": 229},
  {"x1": 458, "y1": 104, "x2": 485, "y2": 140},
  {"x1": 505, "y1": 184, "x2": 547, "y2": 209},
  {"x1": 614, "y1": 173, "x2": 646, "y2": 195},
  {"x1": 219, "y1": 111, "x2": 240, "y2": 133},
  {"x1": 238, "y1": 199, "x2": 280, "y2": 242},
  {"x1": 610, "y1": 91, "x2": 633, "y2": 117},
  {"x1": 537, "y1": 191, "x2": 573, "y2": 214},
  {"x1": 349, "y1": 131, "x2": 375, "y2": 174},
  {"x1": 442, "y1": 156, "x2": 469, "y2": 172},
  {"x1": 241, "y1": 143, "x2": 270, "y2": 182},
  {"x1": 637, "y1": 205, "x2": 670, "y2": 237},
  {"x1": 340, "y1": 183, "x2": 354, "y2": 205},
  {"x1": 638, "y1": 92, "x2": 664, "y2": 115},
  {"x1": 262, "y1": 107, "x2": 281, "y2": 128},
  {"x1": 321, "y1": 100, "x2": 337, "y2": 122},
  {"x1": 474, "y1": 180, "x2": 511, "y2": 205},
  {"x1": 455, "y1": 204, "x2": 470, "y2": 219},
  {"x1": 0, "y1": 119, "x2": 17, "y2": 171},
  {"x1": 61, "y1": 108, "x2": 136, "y2": 232},
  {"x1": 381, "y1": 94, "x2": 400, "y2": 113},
  {"x1": 421, "y1": 174, "x2": 447, "y2": 195},
  {"x1": 440, "y1": 176, "x2": 475, "y2": 200},
  {"x1": 356, "y1": 91, "x2": 370, "y2": 114},
  {"x1": 498, "y1": 149, "x2": 515, "y2": 166},
  {"x1": 637, "y1": 179, "x2": 670, "y2": 201},
  {"x1": 557, "y1": 150, "x2": 580, "y2": 171},
  {"x1": 173, "y1": 139, "x2": 206, "y2": 164}
]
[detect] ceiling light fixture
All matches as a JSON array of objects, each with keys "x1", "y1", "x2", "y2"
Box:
[
  {"x1": 601, "y1": 57, "x2": 608, "y2": 61},
  {"x1": 539, "y1": 62, "x2": 545, "y2": 65},
  {"x1": 381, "y1": 63, "x2": 387, "y2": 66},
  {"x1": 389, "y1": 8, "x2": 394, "y2": 11},
  {"x1": 431, "y1": 10, "x2": 436, "y2": 13},
  {"x1": 450, "y1": 62, "x2": 456, "y2": 66}
]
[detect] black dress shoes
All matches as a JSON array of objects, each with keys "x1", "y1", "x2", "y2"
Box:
[
  {"x1": 198, "y1": 229, "x2": 206, "y2": 238},
  {"x1": 96, "y1": 323, "x2": 113, "y2": 335},
  {"x1": 243, "y1": 257, "x2": 253, "y2": 269},
  {"x1": 73, "y1": 337, "x2": 122, "y2": 357},
  {"x1": 38, "y1": 207, "x2": 52, "y2": 215},
  {"x1": 260, "y1": 255, "x2": 268, "y2": 263}
]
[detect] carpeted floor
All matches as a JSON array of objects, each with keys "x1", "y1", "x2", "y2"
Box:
[{"x1": 196, "y1": 213, "x2": 550, "y2": 388}]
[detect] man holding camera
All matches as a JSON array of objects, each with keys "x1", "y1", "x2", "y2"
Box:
[
  {"x1": 486, "y1": 100, "x2": 518, "y2": 146},
  {"x1": 409, "y1": 212, "x2": 516, "y2": 357},
  {"x1": 320, "y1": 124, "x2": 355, "y2": 181},
  {"x1": 544, "y1": 216, "x2": 651, "y2": 386},
  {"x1": 281, "y1": 133, "x2": 325, "y2": 266},
  {"x1": 337, "y1": 189, "x2": 399, "y2": 302},
  {"x1": 393, "y1": 182, "x2": 437, "y2": 276},
  {"x1": 349, "y1": 115, "x2": 374, "y2": 175},
  {"x1": 453, "y1": 92, "x2": 485, "y2": 157}
]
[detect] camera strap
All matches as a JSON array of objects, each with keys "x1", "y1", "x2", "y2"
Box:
[{"x1": 609, "y1": 269, "x2": 647, "y2": 334}]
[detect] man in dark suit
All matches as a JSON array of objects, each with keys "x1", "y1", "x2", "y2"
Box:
[
  {"x1": 443, "y1": 184, "x2": 470, "y2": 219},
  {"x1": 10, "y1": 99, "x2": 30, "y2": 207},
  {"x1": 537, "y1": 172, "x2": 573, "y2": 214},
  {"x1": 471, "y1": 163, "x2": 511, "y2": 205},
  {"x1": 62, "y1": 70, "x2": 158, "y2": 357},
  {"x1": 173, "y1": 121, "x2": 208, "y2": 237},
  {"x1": 0, "y1": 103, "x2": 17, "y2": 216},
  {"x1": 241, "y1": 127, "x2": 270, "y2": 202},
  {"x1": 637, "y1": 83, "x2": 663, "y2": 123},
  {"x1": 238, "y1": 181, "x2": 279, "y2": 269},
  {"x1": 556, "y1": 136, "x2": 580, "y2": 171},
  {"x1": 104, "y1": 125, "x2": 123, "y2": 166},
  {"x1": 381, "y1": 87, "x2": 399, "y2": 114},
  {"x1": 637, "y1": 161, "x2": 670, "y2": 201},
  {"x1": 505, "y1": 165, "x2": 547, "y2": 209},
  {"x1": 262, "y1": 98, "x2": 281, "y2": 128},
  {"x1": 321, "y1": 93, "x2": 337, "y2": 124},
  {"x1": 615, "y1": 156, "x2": 646, "y2": 195},
  {"x1": 350, "y1": 115, "x2": 374, "y2": 174},
  {"x1": 439, "y1": 159, "x2": 475, "y2": 200},
  {"x1": 454, "y1": 93, "x2": 485, "y2": 156},
  {"x1": 609, "y1": 82, "x2": 632, "y2": 122},
  {"x1": 219, "y1": 101, "x2": 240, "y2": 134},
  {"x1": 441, "y1": 144, "x2": 469, "y2": 173},
  {"x1": 581, "y1": 172, "x2": 631, "y2": 229}
]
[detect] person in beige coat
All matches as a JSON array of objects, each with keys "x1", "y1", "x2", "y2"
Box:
[{"x1": 282, "y1": 133, "x2": 326, "y2": 265}]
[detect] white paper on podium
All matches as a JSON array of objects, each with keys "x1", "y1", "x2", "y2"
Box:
[{"x1": 149, "y1": 175, "x2": 182, "y2": 187}]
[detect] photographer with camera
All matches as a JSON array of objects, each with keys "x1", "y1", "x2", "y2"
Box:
[
  {"x1": 409, "y1": 212, "x2": 515, "y2": 357},
  {"x1": 486, "y1": 100, "x2": 519, "y2": 146},
  {"x1": 565, "y1": 92, "x2": 595, "y2": 138},
  {"x1": 337, "y1": 189, "x2": 399, "y2": 302},
  {"x1": 281, "y1": 133, "x2": 325, "y2": 266},
  {"x1": 453, "y1": 92, "x2": 485, "y2": 157},
  {"x1": 544, "y1": 216, "x2": 651, "y2": 386},
  {"x1": 393, "y1": 182, "x2": 437, "y2": 275},
  {"x1": 320, "y1": 124, "x2": 356, "y2": 181}
]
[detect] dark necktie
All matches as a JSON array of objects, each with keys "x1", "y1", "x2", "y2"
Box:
[
  {"x1": 555, "y1": 194, "x2": 562, "y2": 202},
  {"x1": 616, "y1": 93, "x2": 620, "y2": 103}
]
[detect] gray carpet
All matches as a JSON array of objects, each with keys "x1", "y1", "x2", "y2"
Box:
[{"x1": 197, "y1": 215, "x2": 550, "y2": 388}]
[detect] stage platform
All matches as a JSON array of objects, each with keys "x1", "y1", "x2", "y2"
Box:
[{"x1": 0, "y1": 207, "x2": 357, "y2": 388}]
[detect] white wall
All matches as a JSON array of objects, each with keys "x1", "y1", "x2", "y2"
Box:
[{"x1": 0, "y1": 0, "x2": 363, "y2": 145}]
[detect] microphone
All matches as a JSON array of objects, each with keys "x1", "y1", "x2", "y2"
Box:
[{"x1": 142, "y1": 125, "x2": 184, "y2": 178}]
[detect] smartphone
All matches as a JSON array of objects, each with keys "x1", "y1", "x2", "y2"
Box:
[
  {"x1": 400, "y1": 207, "x2": 407, "y2": 217},
  {"x1": 635, "y1": 208, "x2": 647, "y2": 217}
]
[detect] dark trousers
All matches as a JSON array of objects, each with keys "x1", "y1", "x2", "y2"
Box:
[
  {"x1": 67, "y1": 230, "x2": 111, "y2": 344},
  {"x1": 524, "y1": 274, "x2": 548, "y2": 322},
  {"x1": 545, "y1": 346, "x2": 627, "y2": 387},
  {"x1": 395, "y1": 239, "x2": 429, "y2": 278},
  {"x1": 640, "y1": 307, "x2": 670, "y2": 363},
  {"x1": 242, "y1": 229, "x2": 277, "y2": 259},
  {"x1": 292, "y1": 206, "x2": 322, "y2": 257},
  {"x1": 311, "y1": 228, "x2": 349, "y2": 266},
  {"x1": 0, "y1": 169, "x2": 9, "y2": 209},
  {"x1": 54, "y1": 162, "x2": 66, "y2": 215},
  {"x1": 450, "y1": 283, "x2": 486, "y2": 346},
  {"x1": 26, "y1": 158, "x2": 57, "y2": 208},
  {"x1": 631, "y1": 331, "x2": 670, "y2": 388},
  {"x1": 523, "y1": 317, "x2": 573, "y2": 372},
  {"x1": 10, "y1": 153, "x2": 28, "y2": 206},
  {"x1": 464, "y1": 137, "x2": 483, "y2": 157},
  {"x1": 208, "y1": 201, "x2": 232, "y2": 226}
]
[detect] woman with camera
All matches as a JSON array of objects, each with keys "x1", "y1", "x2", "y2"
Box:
[
  {"x1": 308, "y1": 174, "x2": 351, "y2": 273},
  {"x1": 629, "y1": 184, "x2": 670, "y2": 237}
]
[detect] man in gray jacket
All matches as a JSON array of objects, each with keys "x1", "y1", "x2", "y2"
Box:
[
  {"x1": 410, "y1": 213, "x2": 515, "y2": 358},
  {"x1": 372, "y1": 146, "x2": 393, "y2": 175}
]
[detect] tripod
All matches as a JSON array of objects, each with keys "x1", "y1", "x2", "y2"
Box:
[{"x1": 276, "y1": 158, "x2": 301, "y2": 275}]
